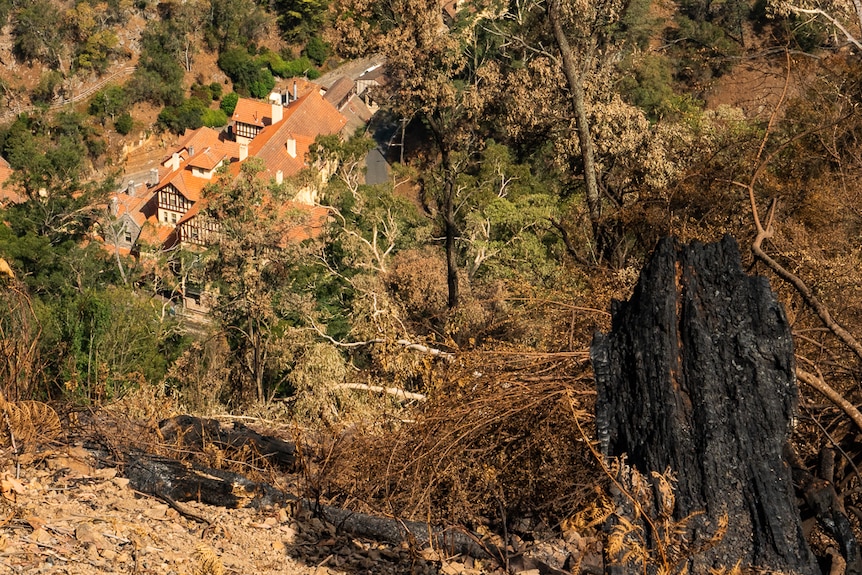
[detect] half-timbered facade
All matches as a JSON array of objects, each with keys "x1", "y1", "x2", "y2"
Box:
[
  {"x1": 178, "y1": 207, "x2": 220, "y2": 246},
  {"x1": 231, "y1": 98, "x2": 280, "y2": 145},
  {"x1": 157, "y1": 184, "x2": 194, "y2": 225}
]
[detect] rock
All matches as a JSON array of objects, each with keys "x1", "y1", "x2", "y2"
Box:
[
  {"x1": 100, "y1": 548, "x2": 117, "y2": 561},
  {"x1": 75, "y1": 522, "x2": 108, "y2": 548},
  {"x1": 112, "y1": 477, "x2": 130, "y2": 489}
]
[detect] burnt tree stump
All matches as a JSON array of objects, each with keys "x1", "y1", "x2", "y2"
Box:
[{"x1": 591, "y1": 236, "x2": 817, "y2": 573}]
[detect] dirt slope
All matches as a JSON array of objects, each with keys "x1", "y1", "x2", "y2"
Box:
[{"x1": 0, "y1": 445, "x2": 449, "y2": 575}]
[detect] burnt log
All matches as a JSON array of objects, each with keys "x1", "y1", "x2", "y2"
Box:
[
  {"x1": 591, "y1": 236, "x2": 818, "y2": 573},
  {"x1": 123, "y1": 452, "x2": 500, "y2": 560},
  {"x1": 124, "y1": 452, "x2": 291, "y2": 509},
  {"x1": 159, "y1": 414, "x2": 296, "y2": 472}
]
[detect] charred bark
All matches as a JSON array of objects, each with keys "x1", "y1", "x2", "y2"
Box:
[
  {"x1": 124, "y1": 452, "x2": 290, "y2": 509},
  {"x1": 123, "y1": 452, "x2": 499, "y2": 560},
  {"x1": 591, "y1": 236, "x2": 817, "y2": 573}
]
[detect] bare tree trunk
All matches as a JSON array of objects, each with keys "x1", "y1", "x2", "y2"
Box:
[
  {"x1": 547, "y1": 0, "x2": 601, "y2": 240},
  {"x1": 251, "y1": 316, "x2": 264, "y2": 403},
  {"x1": 429, "y1": 121, "x2": 460, "y2": 309},
  {"x1": 443, "y1": 166, "x2": 459, "y2": 309}
]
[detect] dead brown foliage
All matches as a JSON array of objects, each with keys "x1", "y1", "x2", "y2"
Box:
[
  {"x1": 317, "y1": 349, "x2": 601, "y2": 530},
  {"x1": 0, "y1": 282, "x2": 42, "y2": 402},
  {"x1": 0, "y1": 394, "x2": 60, "y2": 453},
  {"x1": 67, "y1": 383, "x2": 294, "y2": 492}
]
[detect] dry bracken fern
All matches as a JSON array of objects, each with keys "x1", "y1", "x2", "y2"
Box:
[
  {"x1": 0, "y1": 392, "x2": 60, "y2": 450},
  {"x1": 568, "y1": 487, "x2": 615, "y2": 531},
  {"x1": 603, "y1": 461, "x2": 733, "y2": 575},
  {"x1": 193, "y1": 544, "x2": 225, "y2": 575}
]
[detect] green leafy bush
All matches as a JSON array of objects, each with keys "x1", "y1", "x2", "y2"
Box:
[
  {"x1": 249, "y1": 68, "x2": 276, "y2": 98},
  {"x1": 201, "y1": 108, "x2": 228, "y2": 127},
  {"x1": 304, "y1": 36, "x2": 330, "y2": 66},
  {"x1": 115, "y1": 112, "x2": 134, "y2": 135},
  {"x1": 257, "y1": 50, "x2": 321, "y2": 79},
  {"x1": 127, "y1": 22, "x2": 185, "y2": 106},
  {"x1": 209, "y1": 81, "x2": 224, "y2": 100},
  {"x1": 220, "y1": 92, "x2": 239, "y2": 116},
  {"x1": 157, "y1": 98, "x2": 207, "y2": 134},
  {"x1": 88, "y1": 85, "x2": 129, "y2": 122}
]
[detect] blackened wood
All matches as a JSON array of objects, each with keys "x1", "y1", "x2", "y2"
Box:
[
  {"x1": 124, "y1": 452, "x2": 290, "y2": 509},
  {"x1": 309, "y1": 502, "x2": 499, "y2": 560},
  {"x1": 787, "y1": 445, "x2": 862, "y2": 574},
  {"x1": 124, "y1": 452, "x2": 499, "y2": 560},
  {"x1": 591, "y1": 236, "x2": 817, "y2": 573},
  {"x1": 159, "y1": 414, "x2": 296, "y2": 471}
]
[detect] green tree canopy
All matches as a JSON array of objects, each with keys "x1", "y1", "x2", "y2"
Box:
[{"x1": 202, "y1": 159, "x2": 319, "y2": 403}]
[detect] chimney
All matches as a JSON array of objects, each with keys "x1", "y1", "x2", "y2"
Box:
[
  {"x1": 271, "y1": 101, "x2": 283, "y2": 124},
  {"x1": 110, "y1": 196, "x2": 119, "y2": 216},
  {"x1": 171, "y1": 152, "x2": 180, "y2": 172},
  {"x1": 276, "y1": 170, "x2": 283, "y2": 184},
  {"x1": 239, "y1": 142, "x2": 249, "y2": 162},
  {"x1": 127, "y1": 179, "x2": 135, "y2": 195},
  {"x1": 188, "y1": 145, "x2": 195, "y2": 157},
  {"x1": 149, "y1": 168, "x2": 159, "y2": 186},
  {"x1": 286, "y1": 136, "x2": 296, "y2": 158},
  {"x1": 293, "y1": 81, "x2": 297, "y2": 101}
]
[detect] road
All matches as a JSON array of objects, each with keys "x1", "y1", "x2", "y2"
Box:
[
  {"x1": 315, "y1": 55, "x2": 386, "y2": 89},
  {"x1": 365, "y1": 147, "x2": 389, "y2": 185}
]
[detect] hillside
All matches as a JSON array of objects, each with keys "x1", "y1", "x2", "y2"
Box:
[{"x1": 3, "y1": 0, "x2": 862, "y2": 573}]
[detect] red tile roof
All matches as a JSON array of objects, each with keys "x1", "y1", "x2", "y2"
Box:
[
  {"x1": 244, "y1": 90, "x2": 347, "y2": 182},
  {"x1": 179, "y1": 199, "x2": 329, "y2": 246},
  {"x1": 284, "y1": 204, "x2": 329, "y2": 243},
  {"x1": 176, "y1": 200, "x2": 203, "y2": 226},
  {"x1": 152, "y1": 127, "x2": 238, "y2": 203},
  {"x1": 121, "y1": 90, "x2": 347, "y2": 251},
  {"x1": 113, "y1": 187, "x2": 154, "y2": 227},
  {"x1": 138, "y1": 216, "x2": 176, "y2": 247},
  {"x1": 188, "y1": 146, "x2": 229, "y2": 171},
  {"x1": 233, "y1": 99, "x2": 275, "y2": 128}
]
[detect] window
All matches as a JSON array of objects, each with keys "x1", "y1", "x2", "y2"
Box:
[{"x1": 124, "y1": 230, "x2": 132, "y2": 243}]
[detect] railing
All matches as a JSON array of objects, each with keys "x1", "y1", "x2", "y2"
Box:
[{"x1": 1, "y1": 65, "x2": 137, "y2": 121}]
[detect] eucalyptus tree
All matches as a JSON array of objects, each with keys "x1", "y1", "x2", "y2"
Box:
[
  {"x1": 326, "y1": 0, "x2": 507, "y2": 307},
  {"x1": 479, "y1": 0, "x2": 694, "y2": 265},
  {"x1": 769, "y1": 0, "x2": 862, "y2": 49},
  {"x1": 202, "y1": 159, "x2": 315, "y2": 404}
]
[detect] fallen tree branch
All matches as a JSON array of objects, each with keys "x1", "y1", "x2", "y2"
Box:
[
  {"x1": 308, "y1": 322, "x2": 455, "y2": 361},
  {"x1": 785, "y1": 6, "x2": 862, "y2": 52},
  {"x1": 306, "y1": 501, "x2": 497, "y2": 559},
  {"x1": 158, "y1": 415, "x2": 296, "y2": 472},
  {"x1": 785, "y1": 444, "x2": 862, "y2": 574},
  {"x1": 335, "y1": 383, "x2": 426, "y2": 401},
  {"x1": 738, "y1": 50, "x2": 862, "y2": 434},
  {"x1": 754, "y1": 235, "x2": 862, "y2": 363},
  {"x1": 394, "y1": 339, "x2": 453, "y2": 359},
  {"x1": 153, "y1": 491, "x2": 211, "y2": 525},
  {"x1": 124, "y1": 452, "x2": 290, "y2": 509},
  {"x1": 796, "y1": 368, "x2": 862, "y2": 432}
]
